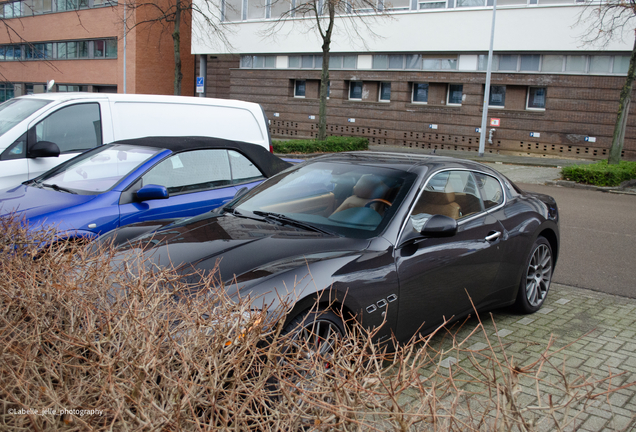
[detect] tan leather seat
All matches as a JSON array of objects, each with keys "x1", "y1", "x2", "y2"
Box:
[
  {"x1": 413, "y1": 190, "x2": 462, "y2": 219},
  {"x1": 332, "y1": 174, "x2": 389, "y2": 214}
]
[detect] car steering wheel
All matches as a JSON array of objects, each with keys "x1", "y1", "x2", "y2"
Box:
[{"x1": 364, "y1": 199, "x2": 392, "y2": 208}]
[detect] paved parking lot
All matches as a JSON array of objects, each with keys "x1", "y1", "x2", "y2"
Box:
[{"x1": 427, "y1": 283, "x2": 636, "y2": 431}]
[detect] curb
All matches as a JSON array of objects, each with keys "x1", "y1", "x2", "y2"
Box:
[{"x1": 545, "y1": 180, "x2": 636, "y2": 195}]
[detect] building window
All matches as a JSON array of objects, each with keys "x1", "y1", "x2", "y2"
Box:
[
  {"x1": 489, "y1": 86, "x2": 505, "y2": 107},
  {"x1": 541, "y1": 55, "x2": 564, "y2": 72},
  {"x1": 456, "y1": 0, "x2": 485, "y2": 6},
  {"x1": 0, "y1": 0, "x2": 112, "y2": 18},
  {"x1": 242, "y1": 55, "x2": 275, "y2": 68},
  {"x1": 527, "y1": 87, "x2": 546, "y2": 110},
  {"x1": 419, "y1": 0, "x2": 446, "y2": 8},
  {"x1": 5, "y1": 39, "x2": 116, "y2": 61},
  {"x1": 379, "y1": 82, "x2": 391, "y2": 102},
  {"x1": 57, "y1": 85, "x2": 88, "y2": 92},
  {"x1": 294, "y1": 80, "x2": 306, "y2": 97},
  {"x1": 447, "y1": 84, "x2": 463, "y2": 105},
  {"x1": 349, "y1": 81, "x2": 363, "y2": 100},
  {"x1": 0, "y1": 83, "x2": 14, "y2": 102},
  {"x1": 422, "y1": 58, "x2": 457, "y2": 70},
  {"x1": 288, "y1": 54, "x2": 324, "y2": 69},
  {"x1": 520, "y1": 55, "x2": 540, "y2": 71},
  {"x1": 412, "y1": 83, "x2": 428, "y2": 103}
]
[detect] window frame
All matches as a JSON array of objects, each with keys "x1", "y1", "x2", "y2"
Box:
[
  {"x1": 488, "y1": 85, "x2": 506, "y2": 108},
  {"x1": 141, "y1": 149, "x2": 235, "y2": 196},
  {"x1": 349, "y1": 81, "x2": 363, "y2": 101},
  {"x1": 398, "y1": 167, "x2": 507, "y2": 244},
  {"x1": 447, "y1": 83, "x2": 463, "y2": 106},
  {"x1": 411, "y1": 82, "x2": 429, "y2": 104},
  {"x1": 379, "y1": 82, "x2": 391, "y2": 102},
  {"x1": 526, "y1": 86, "x2": 546, "y2": 111},
  {"x1": 294, "y1": 79, "x2": 306, "y2": 98}
]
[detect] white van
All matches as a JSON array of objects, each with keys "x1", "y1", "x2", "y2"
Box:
[{"x1": 0, "y1": 93, "x2": 272, "y2": 189}]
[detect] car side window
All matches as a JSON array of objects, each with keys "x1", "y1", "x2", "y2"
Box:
[
  {"x1": 142, "y1": 149, "x2": 232, "y2": 195},
  {"x1": 410, "y1": 170, "x2": 484, "y2": 231},
  {"x1": 32, "y1": 103, "x2": 102, "y2": 153},
  {"x1": 474, "y1": 172, "x2": 504, "y2": 209},
  {"x1": 228, "y1": 150, "x2": 263, "y2": 184}
]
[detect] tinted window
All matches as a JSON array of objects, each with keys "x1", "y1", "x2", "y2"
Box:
[
  {"x1": 410, "y1": 170, "x2": 484, "y2": 231},
  {"x1": 474, "y1": 172, "x2": 504, "y2": 209},
  {"x1": 236, "y1": 161, "x2": 417, "y2": 238},
  {"x1": 229, "y1": 150, "x2": 263, "y2": 184},
  {"x1": 33, "y1": 103, "x2": 102, "y2": 153},
  {"x1": 143, "y1": 149, "x2": 232, "y2": 195}
]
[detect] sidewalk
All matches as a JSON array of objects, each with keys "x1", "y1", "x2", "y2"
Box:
[
  {"x1": 367, "y1": 144, "x2": 636, "y2": 195},
  {"x1": 429, "y1": 283, "x2": 636, "y2": 431}
]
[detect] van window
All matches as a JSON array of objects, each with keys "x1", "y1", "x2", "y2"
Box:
[
  {"x1": 142, "y1": 149, "x2": 233, "y2": 195},
  {"x1": 0, "y1": 98, "x2": 51, "y2": 138},
  {"x1": 33, "y1": 103, "x2": 102, "y2": 153}
]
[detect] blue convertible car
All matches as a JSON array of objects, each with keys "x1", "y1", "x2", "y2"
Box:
[{"x1": 0, "y1": 136, "x2": 291, "y2": 243}]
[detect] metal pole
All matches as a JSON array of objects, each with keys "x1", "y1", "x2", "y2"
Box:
[
  {"x1": 123, "y1": 2, "x2": 127, "y2": 94},
  {"x1": 199, "y1": 55, "x2": 207, "y2": 97},
  {"x1": 478, "y1": 0, "x2": 497, "y2": 157}
]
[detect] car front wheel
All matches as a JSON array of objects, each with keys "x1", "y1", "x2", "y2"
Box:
[{"x1": 515, "y1": 237, "x2": 553, "y2": 314}]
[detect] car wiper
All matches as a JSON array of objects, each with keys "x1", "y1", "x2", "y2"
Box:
[
  {"x1": 42, "y1": 183, "x2": 77, "y2": 194},
  {"x1": 252, "y1": 211, "x2": 333, "y2": 235}
]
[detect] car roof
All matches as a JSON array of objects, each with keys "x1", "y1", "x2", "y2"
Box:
[
  {"x1": 313, "y1": 151, "x2": 497, "y2": 173},
  {"x1": 111, "y1": 136, "x2": 291, "y2": 178}
]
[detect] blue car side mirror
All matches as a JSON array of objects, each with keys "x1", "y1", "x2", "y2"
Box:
[{"x1": 136, "y1": 184, "x2": 169, "y2": 201}]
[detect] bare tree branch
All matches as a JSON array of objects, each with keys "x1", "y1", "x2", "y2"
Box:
[
  {"x1": 577, "y1": 1, "x2": 636, "y2": 164},
  {"x1": 258, "y1": 0, "x2": 389, "y2": 140}
]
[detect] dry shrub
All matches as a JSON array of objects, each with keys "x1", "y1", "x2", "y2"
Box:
[{"x1": 0, "y1": 217, "x2": 632, "y2": 431}]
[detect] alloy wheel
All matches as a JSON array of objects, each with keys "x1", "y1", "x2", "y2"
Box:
[{"x1": 525, "y1": 244, "x2": 552, "y2": 307}]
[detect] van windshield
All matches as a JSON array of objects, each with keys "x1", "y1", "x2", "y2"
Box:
[{"x1": 0, "y1": 98, "x2": 52, "y2": 138}]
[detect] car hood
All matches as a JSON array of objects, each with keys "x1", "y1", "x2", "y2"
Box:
[
  {"x1": 113, "y1": 213, "x2": 367, "y2": 297},
  {"x1": 0, "y1": 184, "x2": 97, "y2": 221}
]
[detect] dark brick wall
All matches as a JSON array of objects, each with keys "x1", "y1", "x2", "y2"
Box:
[
  {"x1": 208, "y1": 55, "x2": 636, "y2": 160},
  {"x1": 205, "y1": 55, "x2": 240, "y2": 99}
]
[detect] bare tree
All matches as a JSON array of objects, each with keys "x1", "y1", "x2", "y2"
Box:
[
  {"x1": 123, "y1": 0, "x2": 232, "y2": 95},
  {"x1": 580, "y1": 2, "x2": 636, "y2": 164},
  {"x1": 263, "y1": 0, "x2": 386, "y2": 141}
]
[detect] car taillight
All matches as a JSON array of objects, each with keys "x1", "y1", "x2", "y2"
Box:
[{"x1": 269, "y1": 144, "x2": 274, "y2": 153}]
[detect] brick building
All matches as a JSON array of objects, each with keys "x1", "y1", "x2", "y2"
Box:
[
  {"x1": 193, "y1": 4, "x2": 636, "y2": 160},
  {"x1": 0, "y1": 0, "x2": 194, "y2": 97}
]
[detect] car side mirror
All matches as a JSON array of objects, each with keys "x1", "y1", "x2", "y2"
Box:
[
  {"x1": 136, "y1": 184, "x2": 169, "y2": 201},
  {"x1": 421, "y1": 214, "x2": 458, "y2": 238},
  {"x1": 28, "y1": 141, "x2": 60, "y2": 158}
]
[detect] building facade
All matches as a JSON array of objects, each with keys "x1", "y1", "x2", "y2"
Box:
[
  {"x1": 193, "y1": 2, "x2": 636, "y2": 160},
  {"x1": 0, "y1": 0, "x2": 194, "y2": 98}
]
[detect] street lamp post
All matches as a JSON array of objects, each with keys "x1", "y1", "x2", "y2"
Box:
[{"x1": 478, "y1": 0, "x2": 497, "y2": 157}]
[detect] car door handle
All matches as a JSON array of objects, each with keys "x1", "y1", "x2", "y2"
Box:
[{"x1": 485, "y1": 231, "x2": 501, "y2": 242}]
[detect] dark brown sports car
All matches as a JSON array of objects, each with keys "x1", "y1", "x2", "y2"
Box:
[{"x1": 104, "y1": 152, "x2": 559, "y2": 346}]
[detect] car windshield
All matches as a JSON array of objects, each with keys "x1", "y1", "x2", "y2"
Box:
[
  {"x1": 35, "y1": 144, "x2": 162, "y2": 193},
  {"x1": 0, "y1": 98, "x2": 52, "y2": 138},
  {"x1": 234, "y1": 161, "x2": 417, "y2": 238}
]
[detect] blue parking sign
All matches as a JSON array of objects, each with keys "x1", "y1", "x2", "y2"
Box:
[{"x1": 196, "y1": 77, "x2": 204, "y2": 93}]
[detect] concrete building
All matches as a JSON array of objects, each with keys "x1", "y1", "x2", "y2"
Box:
[
  {"x1": 192, "y1": 3, "x2": 636, "y2": 160},
  {"x1": 0, "y1": 0, "x2": 194, "y2": 98}
]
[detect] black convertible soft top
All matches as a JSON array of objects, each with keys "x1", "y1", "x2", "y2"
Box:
[{"x1": 113, "y1": 136, "x2": 292, "y2": 178}]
